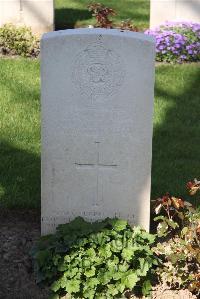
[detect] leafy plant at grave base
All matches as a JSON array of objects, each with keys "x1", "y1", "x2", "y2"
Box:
[
  {"x1": 87, "y1": 3, "x2": 138, "y2": 32},
  {"x1": 31, "y1": 217, "x2": 158, "y2": 299},
  {"x1": 145, "y1": 21, "x2": 200, "y2": 63},
  {"x1": 0, "y1": 23, "x2": 40, "y2": 57},
  {"x1": 152, "y1": 178, "x2": 200, "y2": 295}
]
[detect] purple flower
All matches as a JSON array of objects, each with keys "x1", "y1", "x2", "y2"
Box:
[
  {"x1": 180, "y1": 55, "x2": 187, "y2": 59},
  {"x1": 144, "y1": 20, "x2": 200, "y2": 63}
]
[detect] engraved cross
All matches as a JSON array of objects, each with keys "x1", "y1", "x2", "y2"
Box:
[{"x1": 75, "y1": 142, "x2": 117, "y2": 207}]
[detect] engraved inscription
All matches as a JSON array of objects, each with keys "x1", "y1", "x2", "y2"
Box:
[
  {"x1": 72, "y1": 41, "x2": 125, "y2": 98},
  {"x1": 42, "y1": 213, "x2": 135, "y2": 234},
  {"x1": 75, "y1": 142, "x2": 118, "y2": 207}
]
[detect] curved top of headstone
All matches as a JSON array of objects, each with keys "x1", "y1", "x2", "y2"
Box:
[
  {"x1": 42, "y1": 28, "x2": 155, "y2": 44},
  {"x1": 41, "y1": 26, "x2": 155, "y2": 235}
]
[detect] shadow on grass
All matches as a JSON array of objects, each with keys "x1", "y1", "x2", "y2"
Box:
[
  {"x1": 0, "y1": 140, "x2": 40, "y2": 210},
  {"x1": 151, "y1": 65, "x2": 200, "y2": 208},
  {"x1": 55, "y1": 8, "x2": 92, "y2": 30},
  {"x1": 0, "y1": 59, "x2": 41, "y2": 210},
  {"x1": 118, "y1": 3, "x2": 150, "y2": 24},
  {"x1": 54, "y1": 0, "x2": 150, "y2": 30}
]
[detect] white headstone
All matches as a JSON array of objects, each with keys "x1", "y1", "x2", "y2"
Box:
[
  {"x1": 41, "y1": 29, "x2": 155, "y2": 235},
  {"x1": 150, "y1": 0, "x2": 200, "y2": 28},
  {"x1": 0, "y1": 0, "x2": 54, "y2": 35}
]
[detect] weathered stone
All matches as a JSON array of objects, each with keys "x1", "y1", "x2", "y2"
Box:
[
  {"x1": 150, "y1": 0, "x2": 200, "y2": 28},
  {"x1": 0, "y1": 0, "x2": 54, "y2": 35},
  {"x1": 41, "y1": 28, "x2": 155, "y2": 235}
]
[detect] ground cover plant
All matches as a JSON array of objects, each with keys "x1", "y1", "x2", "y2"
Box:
[
  {"x1": 32, "y1": 180, "x2": 200, "y2": 298},
  {"x1": 153, "y1": 179, "x2": 200, "y2": 296},
  {"x1": 0, "y1": 23, "x2": 40, "y2": 57},
  {"x1": 32, "y1": 218, "x2": 157, "y2": 299},
  {"x1": 0, "y1": 59, "x2": 199, "y2": 209},
  {"x1": 145, "y1": 21, "x2": 200, "y2": 63},
  {"x1": 54, "y1": 0, "x2": 149, "y2": 30}
]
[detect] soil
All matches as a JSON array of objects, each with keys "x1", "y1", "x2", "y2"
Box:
[
  {"x1": 0, "y1": 209, "x2": 48, "y2": 299},
  {"x1": 0, "y1": 209, "x2": 197, "y2": 299}
]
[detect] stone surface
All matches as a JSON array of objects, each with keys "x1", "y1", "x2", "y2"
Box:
[
  {"x1": 150, "y1": 0, "x2": 200, "y2": 28},
  {"x1": 0, "y1": 0, "x2": 54, "y2": 35},
  {"x1": 41, "y1": 28, "x2": 155, "y2": 235}
]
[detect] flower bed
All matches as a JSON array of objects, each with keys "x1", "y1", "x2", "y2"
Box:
[{"x1": 145, "y1": 21, "x2": 200, "y2": 63}]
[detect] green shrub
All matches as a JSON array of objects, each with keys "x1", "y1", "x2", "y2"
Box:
[
  {"x1": 32, "y1": 218, "x2": 157, "y2": 299},
  {"x1": 0, "y1": 23, "x2": 40, "y2": 57}
]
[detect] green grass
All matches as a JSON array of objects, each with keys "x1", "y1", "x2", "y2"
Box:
[
  {"x1": 152, "y1": 63, "x2": 200, "y2": 205},
  {"x1": 0, "y1": 58, "x2": 199, "y2": 209},
  {"x1": 0, "y1": 58, "x2": 40, "y2": 209},
  {"x1": 55, "y1": 0, "x2": 150, "y2": 30}
]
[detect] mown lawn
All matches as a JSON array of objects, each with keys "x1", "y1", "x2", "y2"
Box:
[
  {"x1": 55, "y1": 0, "x2": 150, "y2": 30},
  {"x1": 0, "y1": 58, "x2": 40, "y2": 209},
  {"x1": 0, "y1": 58, "x2": 199, "y2": 209},
  {"x1": 152, "y1": 64, "x2": 200, "y2": 205}
]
